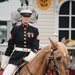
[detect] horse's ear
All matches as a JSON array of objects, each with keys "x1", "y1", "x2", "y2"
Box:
[
  {"x1": 61, "y1": 37, "x2": 67, "y2": 45},
  {"x1": 49, "y1": 38, "x2": 58, "y2": 49}
]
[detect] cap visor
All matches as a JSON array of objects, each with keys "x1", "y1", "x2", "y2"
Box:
[{"x1": 20, "y1": 13, "x2": 32, "y2": 17}]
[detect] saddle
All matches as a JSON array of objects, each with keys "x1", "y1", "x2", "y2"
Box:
[{"x1": 12, "y1": 60, "x2": 28, "y2": 75}]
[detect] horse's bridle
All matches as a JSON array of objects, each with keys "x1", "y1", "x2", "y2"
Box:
[
  {"x1": 48, "y1": 47, "x2": 69, "y2": 75},
  {"x1": 48, "y1": 48, "x2": 59, "y2": 75}
]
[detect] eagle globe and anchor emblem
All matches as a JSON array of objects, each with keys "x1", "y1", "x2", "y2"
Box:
[{"x1": 37, "y1": 0, "x2": 51, "y2": 10}]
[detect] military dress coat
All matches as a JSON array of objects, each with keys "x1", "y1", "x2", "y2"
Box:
[{"x1": 5, "y1": 24, "x2": 39, "y2": 65}]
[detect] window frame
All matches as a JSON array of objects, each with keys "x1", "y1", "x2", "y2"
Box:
[{"x1": 57, "y1": 0, "x2": 75, "y2": 41}]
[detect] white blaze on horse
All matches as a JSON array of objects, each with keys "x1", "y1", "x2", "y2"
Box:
[{"x1": 13, "y1": 38, "x2": 70, "y2": 75}]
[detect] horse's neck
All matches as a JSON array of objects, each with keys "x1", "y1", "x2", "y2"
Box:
[
  {"x1": 20, "y1": 46, "x2": 51, "y2": 75},
  {"x1": 28, "y1": 48, "x2": 50, "y2": 75}
]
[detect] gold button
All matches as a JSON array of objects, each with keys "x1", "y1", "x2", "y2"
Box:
[
  {"x1": 24, "y1": 34, "x2": 26, "y2": 36},
  {"x1": 24, "y1": 42, "x2": 26, "y2": 44},
  {"x1": 24, "y1": 28, "x2": 26, "y2": 30},
  {"x1": 24, "y1": 45, "x2": 26, "y2": 47},
  {"x1": 24, "y1": 31, "x2": 26, "y2": 33},
  {"x1": 24, "y1": 38, "x2": 26, "y2": 40}
]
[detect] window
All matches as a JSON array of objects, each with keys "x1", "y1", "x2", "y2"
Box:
[
  {"x1": 58, "y1": 1, "x2": 75, "y2": 41},
  {"x1": 0, "y1": 21, "x2": 7, "y2": 43}
]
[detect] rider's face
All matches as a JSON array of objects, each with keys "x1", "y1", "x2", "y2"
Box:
[{"x1": 21, "y1": 16, "x2": 31, "y2": 25}]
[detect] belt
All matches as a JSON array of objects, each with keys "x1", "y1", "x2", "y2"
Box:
[{"x1": 14, "y1": 47, "x2": 31, "y2": 52}]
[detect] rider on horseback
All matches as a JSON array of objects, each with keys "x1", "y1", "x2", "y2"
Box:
[{"x1": 1, "y1": 6, "x2": 39, "y2": 75}]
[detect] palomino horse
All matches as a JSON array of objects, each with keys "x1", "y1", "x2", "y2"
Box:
[{"x1": 13, "y1": 38, "x2": 70, "y2": 75}]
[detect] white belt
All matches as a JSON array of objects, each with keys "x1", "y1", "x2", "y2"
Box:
[{"x1": 14, "y1": 47, "x2": 31, "y2": 52}]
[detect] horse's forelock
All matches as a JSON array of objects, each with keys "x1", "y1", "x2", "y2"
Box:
[
  {"x1": 57, "y1": 42, "x2": 69, "y2": 57},
  {"x1": 56, "y1": 42, "x2": 67, "y2": 57}
]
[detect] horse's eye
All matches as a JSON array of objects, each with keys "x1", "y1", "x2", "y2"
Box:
[{"x1": 56, "y1": 56, "x2": 62, "y2": 61}]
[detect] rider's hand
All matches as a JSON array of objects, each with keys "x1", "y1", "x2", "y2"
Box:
[{"x1": 34, "y1": 49, "x2": 38, "y2": 53}]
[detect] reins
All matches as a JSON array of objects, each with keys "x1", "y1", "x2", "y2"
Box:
[{"x1": 25, "y1": 64, "x2": 34, "y2": 75}]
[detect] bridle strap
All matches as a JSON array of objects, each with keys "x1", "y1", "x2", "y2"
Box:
[
  {"x1": 25, "y1": 64, "x2": 33, "y2": 75},
  {"x1": 48, "y1": 48, "x2": 59, "y2": 75}
]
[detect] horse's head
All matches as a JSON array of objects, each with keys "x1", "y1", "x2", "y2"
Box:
[{"x1": 47, "y1": 38, "x2": 70, "y2": 75}]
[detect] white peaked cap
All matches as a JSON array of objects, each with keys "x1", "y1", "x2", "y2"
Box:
[{"x1": 17, "y1": 6, "x2": 33, "y2": 14}]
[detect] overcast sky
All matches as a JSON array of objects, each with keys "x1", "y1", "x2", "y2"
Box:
[{"x1": 0, "y1": 0, "x2": 21, "y2": 20}]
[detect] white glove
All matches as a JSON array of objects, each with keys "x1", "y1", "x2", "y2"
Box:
[
  {"x1": 23, "y1": 51, "x2": 36, "y2": 62},
  {"x1": 1, "y1": 55, "x2": 10, "y2": 69}
]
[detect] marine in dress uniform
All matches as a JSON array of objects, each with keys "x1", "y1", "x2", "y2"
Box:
[{"x1": 1, "y1": 6, "x2": 39, "y2": 75}]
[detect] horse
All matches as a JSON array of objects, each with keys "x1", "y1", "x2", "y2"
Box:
[{"x1": 13, "y1": 38, "x2": 70, "y2": 75}]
